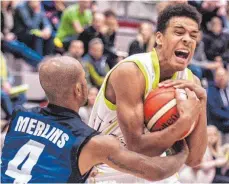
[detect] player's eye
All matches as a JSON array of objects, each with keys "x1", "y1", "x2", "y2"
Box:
[
  {"x1": 175, "y1": 31, "x2": 183, "y2": 36},
  {"x1": 191, "y1": 35, "x2": 198, "y2": 39}
]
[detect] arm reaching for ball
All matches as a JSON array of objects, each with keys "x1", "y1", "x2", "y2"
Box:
[{"x1": 79, "y1": 136, "x2": 189, "y2": 182}]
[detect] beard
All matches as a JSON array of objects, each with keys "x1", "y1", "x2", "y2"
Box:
[{"x1": 81, "y1": 83, "x2": 88, "y2": 106}]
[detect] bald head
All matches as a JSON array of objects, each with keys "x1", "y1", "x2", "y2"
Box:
[{"x1": 39, "y1": 56, "x2": 84, "y2": 103}]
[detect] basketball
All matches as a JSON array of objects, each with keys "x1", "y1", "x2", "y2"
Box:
[{"x1": 144, "y1": 87, "x2": 196, "y2": 139}]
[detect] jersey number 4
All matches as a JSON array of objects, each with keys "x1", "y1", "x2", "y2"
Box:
[{"x1": 5, "y1": 140, "x2": 45, "y2": 183}]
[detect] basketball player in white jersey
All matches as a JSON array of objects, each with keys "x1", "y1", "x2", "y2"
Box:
[{"x1": 88, "y1": 4, "x2": 207, "y2": 183}]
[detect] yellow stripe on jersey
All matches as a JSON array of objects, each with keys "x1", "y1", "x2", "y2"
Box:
[
  {"x1": 134, "y1": 60, "x2": 149, "y2": 97},
  {"x1": 151, "y1": 49, "x2": 160, "y2": 90},
  {"x1": 172, "y1": 72, "x2": 178, "y2": 80},
  {"x1": 104, "y1": 121, "x2": 118, "y2": 135},
  {"x1": 101, "y1": 58, "x2": 152, "y2": 110},
  {"x1": 101, "y1": 61, "x2": 124, "y2": 111},
  {"x1": 187, "y1": 68, "x2": 194, "y2": 81},
  {"x1": 104, "y1": 96, "x2": 117, "y2": 110}
]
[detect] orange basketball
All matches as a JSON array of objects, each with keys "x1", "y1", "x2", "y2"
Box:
[{"x1": 144, "y1": 87, "x2": 195, "y2": 140}]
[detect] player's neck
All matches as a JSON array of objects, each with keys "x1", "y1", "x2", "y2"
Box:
[
  {"x1": 49, "y1": 100, "x2": 80, "y2": 113},
  {"x1": 155, "y1": 48, "x2": 175, "y2": 81}
]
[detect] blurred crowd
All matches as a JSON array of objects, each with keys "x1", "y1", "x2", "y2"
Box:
[{"x1": 1, "y1": 0, "x2": 229, "y2": 183}]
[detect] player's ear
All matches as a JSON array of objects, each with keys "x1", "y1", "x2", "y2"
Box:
[
  {"x1": 74, "y1": 82, "x2": 82, "y2": 98},
  {"x1": 155, "y1": 32, "x2": 163, "y2": 46}
]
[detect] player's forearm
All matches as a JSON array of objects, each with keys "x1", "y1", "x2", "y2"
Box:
[
  {"x1": 185, "y1": 102, "x2": 207, "y2": 167},
  {"x1": 129, "y1": 116, "x2": 190, "y2": 157},
  {"x1": 148, "y1": 148, "x2": 188, "y2": 180},
  {"x1": 143, "y1": 147, "x2": 188, "y2": 181},
  {"x1": 106, "y1": 143, "x2": 188, "y2": 182}
]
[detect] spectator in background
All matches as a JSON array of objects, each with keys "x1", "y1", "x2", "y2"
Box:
[
  {"x1": 65, "y1": 40, "x2": 84, "y2": 61},
  {"x1": 55, "y1": 0, "x2": 92, "y2": 50},
  {"x1": 207, "y1": 125, "x2": 229, "y2": 183},
  {"x1": 104, "y1": 10, "x2": 118, "y2": 49},
  {"x1": 82, "y1": 38, "x2": 110, "y2": 88},
  {"x1": 1, "y1": 53, "x2": 27, "y2": 120},
  {"x1": 188, "y1": 31, "x2": 223, "y2": 80},
  {"x1": 79, "y1": 12, "x2": 106, "y2": 55},
  {"x1": 42, "y1": 1, "x2": 66, "y2": 33},
  {"x1": 203, "y1": 16, "x2": 229, "y2": 62},
  {"x1": 179, "y1": 125, "x2": 228, "y2": 183},
  {"x1": 65, "y1": 40, "x2": 92, "y2": 88},
  {"x1": 189, "y1": 1, "x2": 228, "y2": 33},
  {"x1": 1, "y1": 1, "x2": 43, "y2": 69},
  {"x1": 103, "y1": 9, "x2": 119, "y2": 68},
  {"x1": 90, "y1": 1, "x2": 98, "y2": 14},
  {"x1": 128, "y1": 22, "x2": 155, "y2": 56},
  {"x1": 79, "y1": 87, "x2": 98, "y2": 124},
  {"x1": 207, "y1": 67, "x2": 229, "y2": 145},
  {"x1": 13, "y1": 1, "x2": 54, "y2": 56}
]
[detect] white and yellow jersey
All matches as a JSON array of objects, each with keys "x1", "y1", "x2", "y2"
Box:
[{"x1": 88, "y1": 48, "x2": 194, "y2": 183}]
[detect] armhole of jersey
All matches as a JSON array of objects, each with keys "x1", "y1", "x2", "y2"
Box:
[
  {"x1": 71, "y1": 131, "x2": 99, "y2": 183},
  {"x1": 102, "y1": 64, "x2": 120, "y2": 111},
  {"x1": 134, "y1": 60, "x2": 149, "y2": 96},
  {"x1": 151, "y1": 49, "x2": 160, "y2": 90},
  {"x1": 102, "y1": 60, "x2": 149, "y2": 110}
]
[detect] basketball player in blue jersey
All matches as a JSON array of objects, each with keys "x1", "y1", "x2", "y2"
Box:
[
  {"x1": 88, "y1": 4, "x2": 207, "y2": 183},
  {"x1": 1, "y1": 56, "x2": 192, "y2": 183}
]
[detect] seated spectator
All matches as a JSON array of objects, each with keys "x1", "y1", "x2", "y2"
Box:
[
  {"x1": 208, "y1": 125, "x2": 229, "y2": 183},
  {"x1": 78, "y1": 12, "x2": 107, "y2": 55},
  {"x1": 207, "y1": 67, "x2": 229, "y2": 145},
  {"x1": 79, "y1": 87, "x2": 98, "y2": 124},
  {"x1": 42, "y1": 1, "x2": 66, "y2": 33},
  {"x1": 203, "y1": 16, "x2": 229, "y2": 62},
  {"x1": 13, "y1": 1, "x2": 54, "y2": 56},
  {"x1": 189, "y1": 1, "x2": 228, "y2": 33},
  {"x1": 1, "y1": 1, "x2": 43, "y2": 69},
  {"x1": 188, "y1": 31, "x2": 223, "y2": 80},
  {"x1": 65, "y1": 40, "x2": 84, "y2": 61},
  {"x1": 103, "y1": 9, "x2": 119, "y2": 68},
  {"x1": 104, "y1": 10, "x2": 118, "y2": 49},
  {"x1": 179, "y1": 125, "x2": 228, "y2": 183},
  {"x1": 55, "y1": 0, "x2": 92, "y2": 49},
  {"x1": 65, "y1": 40, "x2": 92, "y2": 88},
  {"x1": 128, "y1": 22, "x2": 155, "y2": 56},
  {"x1": 1, "y1": 53, "x2": 27, "y2": 120},
  {"x1": 82, "y1": 38, "x2": 110, "y2": 88}
]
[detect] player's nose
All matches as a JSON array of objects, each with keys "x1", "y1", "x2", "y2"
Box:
[{"x1": 182, "y1": 34, "x2": 192, "y2": 46}]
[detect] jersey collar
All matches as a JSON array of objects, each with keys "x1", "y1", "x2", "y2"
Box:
[{"x1": 43, "y1": 103, "x2": 81, "y2": 119}]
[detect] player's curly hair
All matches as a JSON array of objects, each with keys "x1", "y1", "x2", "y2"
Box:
[{"x1": 156, "y1": 3, "x2": 202, "y2": 33}]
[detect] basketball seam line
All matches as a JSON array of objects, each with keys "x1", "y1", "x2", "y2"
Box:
[
  {"x1": 144, "y1": 90, "x2": 175, "y2": 105},
  {"x1": 147, "y1": 99, "x2": 177, "y2": 130}
]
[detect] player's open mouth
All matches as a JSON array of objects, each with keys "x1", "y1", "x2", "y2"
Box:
[{"x1": 174, "y1": 50, "x2": 189, "y2": 59}]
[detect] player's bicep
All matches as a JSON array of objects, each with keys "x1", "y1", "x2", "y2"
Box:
[{"x1": 111, "y1": 63, "x2": 145, "y2": 144}]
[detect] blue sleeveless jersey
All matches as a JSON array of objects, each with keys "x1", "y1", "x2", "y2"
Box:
[{"x1": 1, "y1": 104, "x2": 98, "y2": 183}]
